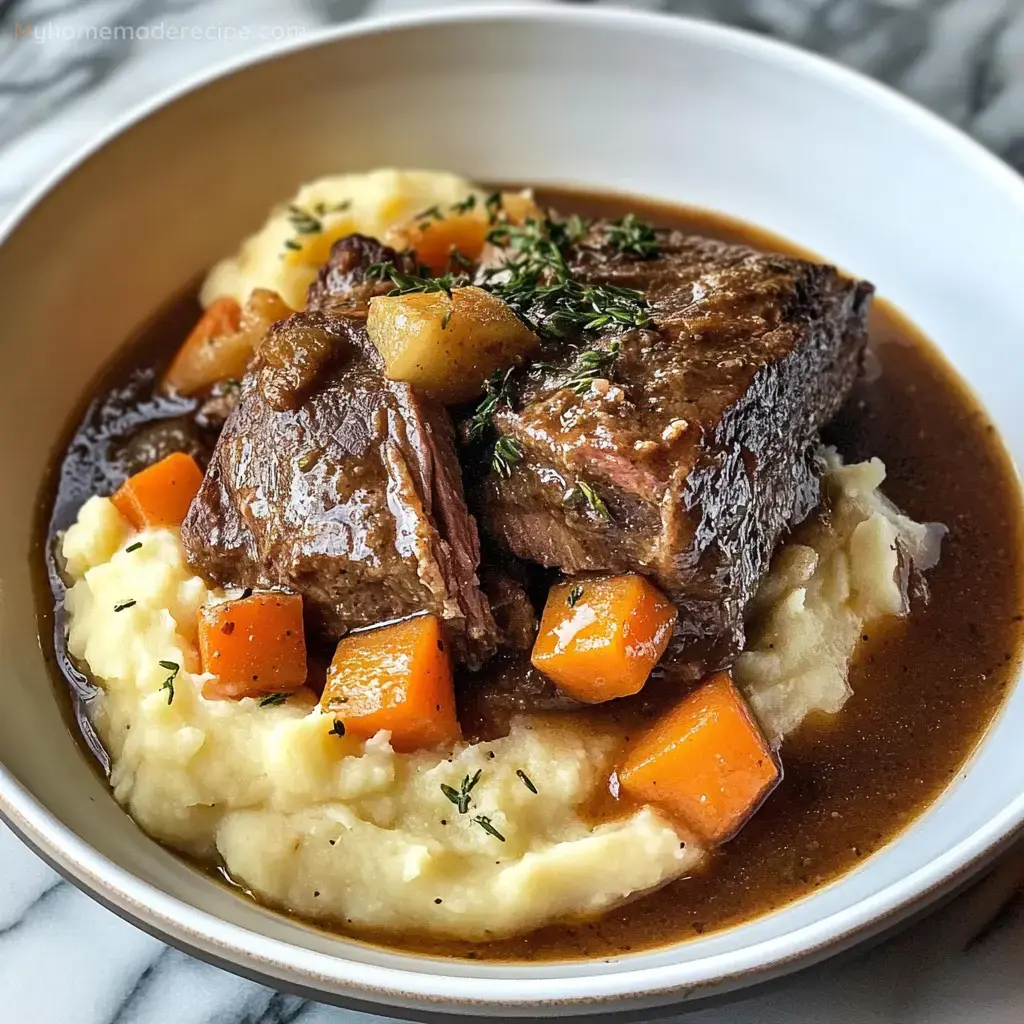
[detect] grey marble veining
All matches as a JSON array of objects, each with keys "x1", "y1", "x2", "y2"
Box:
[{"x1": 1, "y1": 0, "x2": 1023, "y2": 1021}]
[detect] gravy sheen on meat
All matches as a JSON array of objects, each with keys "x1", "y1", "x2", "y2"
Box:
[
  {"x1": 182, "y1": 238, "x2": 498, "y2": 666},
  {"x1": 35, "y1": 185, "x2": 1024, "y2": 962},
  {"x1": 476, "y1": 228, "x2": 872, "y2": 677}
]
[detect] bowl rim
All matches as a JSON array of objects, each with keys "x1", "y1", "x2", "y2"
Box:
[{"x1": 3, "y1": 3, "x2": 1024, "y2": 1014}]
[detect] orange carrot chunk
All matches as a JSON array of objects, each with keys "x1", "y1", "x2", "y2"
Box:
[
  {"x1": 531, "y1": 574, "x2": 677, "y2": 703},
  {"x1": 619, "y1": 672, "x2": 781, "y2": 845},
  {"x1": 320, "y1": 614, "x2": 460, "y2": 753},
  {"x1": 161, "y1": 297, "x2": 242, "y2": 395},
  {"x1": 110, "y1": 452, "x2": 204, "y2": 531},
  {"x1": 199, "y1": 592, "x2": 307, "y2": 700},
  {"x1": 406, "y1": 213, "x2": 491, "y2": 275},
  {"x1": 161, "y1": 291, "x2": 293, "y2": 397}
]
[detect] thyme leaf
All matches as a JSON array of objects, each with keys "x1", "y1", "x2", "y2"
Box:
[
  {"x1": 480, "y1": 216, "x2": 652, "y2": 340},
  {"x1": 558, "y1": 340, "x2": 621, "y2": 395},
  {"x1": 365, "y1": 261, "x2": 468, "y2": 297},
  {"x1": 159, "y1": 660, "x2": 179, "y2": 705},
  {"x1": 567, "y1": 584, "x2": 584, "y2": 608},
  {"x1": 466, "y1": 367, "x2": 517, "y2": 443},
  {"x1": 516, "y1": 769, "x2": 538, "y2": 794},
  {"x1": 606, "y1": 213, "x2": 659, "y2": 258},
  {"x1": 484, "y1": 192, "x2": 503, "y2": 224},
  {"x1": 492, "y1": 436, "x2": 523, "y2": 479},
  {"x1": 473, "y1": 815, "x2": 506, "y2": 842},
  {"x1": 441, "y1": 769, "x2": 482, "y2": 814},
  {"x1": 259, "y1": 692, "x2": 289, "y2": 707},
  {"x1": 125, "y1": 542, "x2": 142, "y2": 553},
  {"x1": 450, "y1": 194, "x2": 477, "y2": 214},
  {"x1": 114, "y1": 599, "x2": 136, "y2": 612},
  {"x1": 566, "y1": 481, "x2": 612, "y2": 522},
  {"x1": 415, "y1": 204, "x2": 445, "y2": 224}
]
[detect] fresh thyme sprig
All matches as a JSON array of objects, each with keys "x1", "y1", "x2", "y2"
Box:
[
  {"x1": 441, "y1": 769, "x2": 482, "y2": 814},
  {"x1": 558, "y1": 341, "x2": 621, "y2": 395},
  {"x1": 159, "y1": 660, "x2": 179, "y2": 705},
  {"x1": 466, "y1": 367, "x2": 517, "y2": 443},
  {"x1": 484, "y1": 192, "x2": 503, "y2": 225},
  {"x1": 481, "y1": 217, "x2": 653, "y2": 340},
  {"x1": 366, "y1": 261, "x2": 469, "y2": 297},
  {"x1": 566, "y1": 480, "x2": 612, "y2": 522},
  {"x1": 451, "y1": 194, "x2": 477, "y2": 215},
  {"x1": 492, "y1": 436, "x2": 523, "y2": 478},
  {"x1": 474, "y1": 815, "x2": 506, "y2": 842},
  {"x1": 282, "y1": 200, "x2": 351, "y2": 253},
  {"x1": 606, "y1": 213, "x2": 659, "y2": 258},
  {"x1": 259, "y1": 692, "x2": 289, "y2": 707}
]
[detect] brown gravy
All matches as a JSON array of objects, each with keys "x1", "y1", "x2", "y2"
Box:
[{"x1": 35, "y1": 187, "x2": 1024, "y2": 963}]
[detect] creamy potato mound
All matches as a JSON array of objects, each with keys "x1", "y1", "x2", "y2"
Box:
[
  {"x1": 60, "y1": 452, "x2": 932, "y2": 940},
  {"x1": 201, "y1": 168, "x2": 485, "y2": 310},
  {"x1": 62, "y1": 498, "x2": 695, "y2": 939},
  {"x1": 736, "y1": 451, "x2": 943, "y2": 742}
]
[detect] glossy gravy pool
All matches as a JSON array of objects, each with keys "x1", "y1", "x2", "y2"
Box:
[{"x1": 36, "y1": 188, "x2": 1024, "y2": 962}]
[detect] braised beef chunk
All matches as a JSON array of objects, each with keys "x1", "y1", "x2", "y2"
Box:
[
  {"x1": 472, "y1": 229, "x2": 873, "y2": 675},
  {"x1": 182, "y1": 237, "x2": 498, "y2": 665},
  {"x1": 305, "y1": 234, "x2": 417, "y2": 316}
]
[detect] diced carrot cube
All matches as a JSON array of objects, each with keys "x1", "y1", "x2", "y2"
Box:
[
  {"x1": 199, "y1": 592, "x2": 307, "y2": 700},
  {"x1": 619, "y1": 672, "x2": 781, "y2": 844},
  {"x1": 531, "y1": 574, "x2": 677, "y2": 702},
  {"x1": 409, "y1": 213, "x2": 491, "y2": 275},
  {"x1": 110, "y1": 452, "x2": 204, "y2": 531},
  {"x1": 320, "y1": 614, "x2": 460, "y2": 752}
]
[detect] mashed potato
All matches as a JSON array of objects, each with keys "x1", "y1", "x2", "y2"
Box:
[
  {"x1": 201, "y1": 169, "x2": 484, "y2": 310},
  {"x1": 62, "y1": 498, "x2": 695, "y2": 939},
  {"x1": 736, "y1": 450, "x2": 943, "y2": 742},
  {"x1": 60, "y1": 452, "x2": 934, "y2": 940}
]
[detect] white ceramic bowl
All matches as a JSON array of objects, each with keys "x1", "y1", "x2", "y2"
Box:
[{"x1": 1, "y1": 6, "x2": 1022, "y2": 1019}]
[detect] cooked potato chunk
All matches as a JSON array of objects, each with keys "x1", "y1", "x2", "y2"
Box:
[{"x1": 367, "y1": 286, "x2": 539, "y2": 402}]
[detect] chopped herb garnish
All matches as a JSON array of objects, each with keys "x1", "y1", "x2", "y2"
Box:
[
  {"x1": 466, "y1": 367, "x2": 516, "y2": 442},
  {"x1": 365, "y1": 261, "x2": 468, "y2": 297},
  {"x1": 558, "y1": 340, "x2": 621, "y2": 395},
  {"x1": 282, "y1": 201, "x2": 349, "y2": 253},
  {"x1": 287, "y1": 204, "x2": 324, "y2": 235},
  {"x1": 114, "y1": 599, "x2": 136, "y2": 612},
  {"x1": 313, "y1": 199, "x2": 351, "y2": 216},
  {"x1": 441, "y1": 769, "x2": 482, "y2": 814},
  {"x1": 440, "y1": 307, "x2": 453, "y2": 331},
  {"x1": 484, "y1": 192, "x2": 503, "y2": 224},
  {"x1": 473, "y1": 815, "x2": 506, "y2": 842},
  {"x1": 259, "y1": 692, "x2": 289, "y2": 707},
  {"x1": 567, "y1": 584, "x2": 584, "y2": 608},
  {"x1": 450, "y1": 194, "x2": 477, "y2": 214},
  {"x1": 125, "y1": 542, "x2": 142, "y2": 553},
  {"x1": 566, "y1": 481, "x2": 612, "y2": 522},
  {"x1": 298, "y1": 447, "x2": 322, "y2": 472},
  {"x1": 492, "y1": 436, "x2": 523, "y2": 479},
  {"x1": 606, "y1": 213, "x2": 659, "y2": 258},
  {"x1": 329, "y1": 720, "x2": 346, "y2": 737},
  {"x1": 159, "y1": 660, "x2": 179, "y2": 705},
  {"x1": 415, "y1": 204, "x2": 444, "y2": 225},
  {"x1": 516, "y1": 769, "x2": 538, "y2": 794},
  {"x1": 450, "y1": 248, "x2": 474, "y2": 271},
  {"x1": 480, "y1": 216, "x2": 653, "y2": 339}
]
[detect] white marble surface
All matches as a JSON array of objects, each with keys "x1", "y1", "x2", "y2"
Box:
[{"x1": 2, "y1": 0, "x2": 1024, "y2": 1020}]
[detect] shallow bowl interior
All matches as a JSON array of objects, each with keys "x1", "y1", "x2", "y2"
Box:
[{"x1": 1, "y1": 7, "x2": 1023, "y2": 1019}]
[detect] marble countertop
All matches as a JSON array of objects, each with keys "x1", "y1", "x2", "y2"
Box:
[{"x1": 2, "y1": 0, "x2": 1023, "y2": 1021}]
